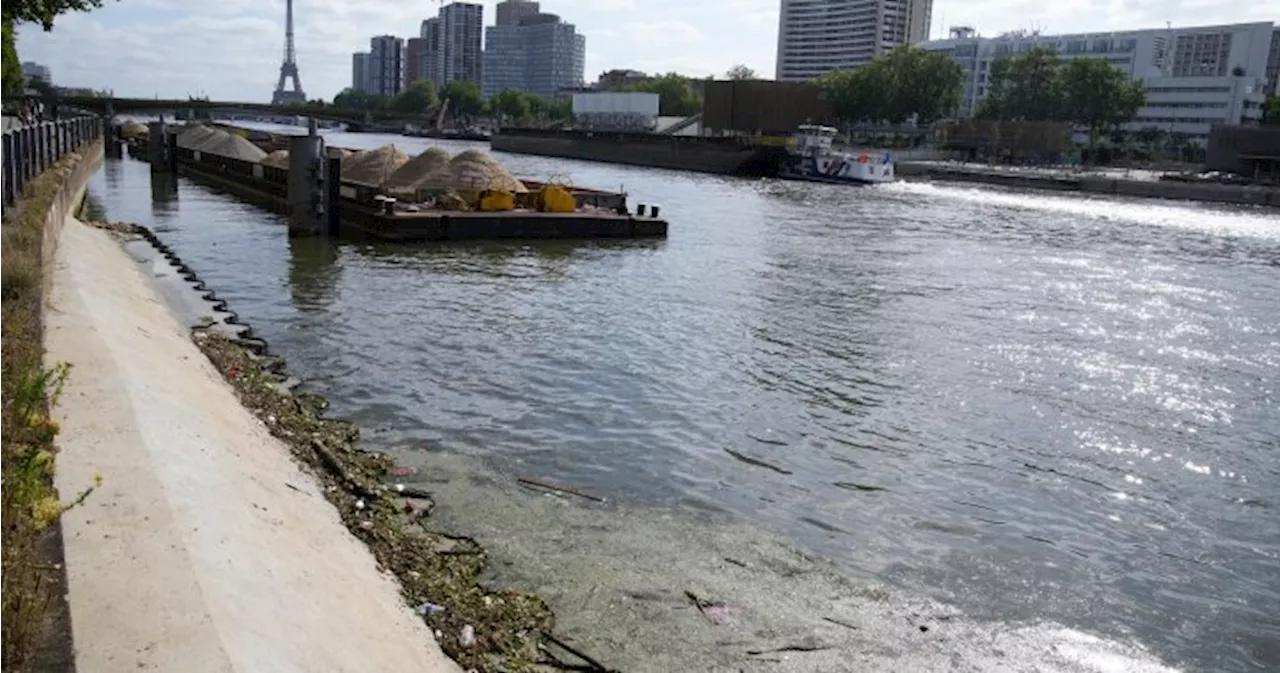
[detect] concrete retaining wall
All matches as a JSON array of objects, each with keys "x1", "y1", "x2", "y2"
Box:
[{"x1": 41, "y1": 140, "x2": 105, "y2": 294}]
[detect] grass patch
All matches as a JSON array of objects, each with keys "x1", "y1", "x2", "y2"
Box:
[{"x1": 1, "y1": 149, "x2": 97, "y2": 671}]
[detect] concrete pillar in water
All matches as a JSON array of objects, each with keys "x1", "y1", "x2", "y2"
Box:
[
  {"x1": 147, "y1": 121, "x2": 167, "y2": 170},
  {"x1": 287, "y1": 129, "x2": 325, "y2": 236}
]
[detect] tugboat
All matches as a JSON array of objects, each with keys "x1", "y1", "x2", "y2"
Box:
[{"x1": 779, "y1": 124, "x2": 895, "y2": 185}]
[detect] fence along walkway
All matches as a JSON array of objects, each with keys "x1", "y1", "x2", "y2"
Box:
[{"x1": 3, "y1": 116, "x2": 104, "y2": 207}]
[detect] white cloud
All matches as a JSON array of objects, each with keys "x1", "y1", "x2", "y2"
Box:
[{"x1": 12, "y1": 0, "x2": 1276, "y2": 102}]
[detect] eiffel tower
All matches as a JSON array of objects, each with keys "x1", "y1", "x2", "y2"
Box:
[{"x1": 272, "y1": 0, "x2": 307, "y2": 104}]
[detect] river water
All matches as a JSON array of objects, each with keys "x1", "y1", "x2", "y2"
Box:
[{"x1": 90, "y1": 128, "x2": 1279, "y2": 671}]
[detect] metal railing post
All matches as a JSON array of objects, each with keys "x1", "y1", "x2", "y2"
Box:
[{"x1": 3, "y1": 132, "x2": 13, "y2": 206}]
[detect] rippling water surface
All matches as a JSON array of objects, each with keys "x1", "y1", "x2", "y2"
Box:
[{"x1": 91, "y1": 129, "x2": 1280, "y2": 671}]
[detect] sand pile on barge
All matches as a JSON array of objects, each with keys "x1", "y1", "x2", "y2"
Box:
[
  {"x1": 416, "y1": 149, "x2": 527, "y2": 194},
  {"x1": 342, "y1": 145, "x2": 409, "y2": 185},
  {"x1": 383, "y1": 147, "x2": 453, "y2": 192},
  {"x1": 175, "y1": 125, "x2": 266, "y2": 162},
  {"x1": 261, "y1": 149, "x2": 290, "y2": 169},
  {"x1": 121, "y1": 120, "x2": 148, "y2": 139}
]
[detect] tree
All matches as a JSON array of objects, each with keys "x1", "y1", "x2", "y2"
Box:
[
  {"x1": 816, "y1": 46, "x2": 963, "y2": 125},
  {"x1": 2, "y1": 20, "x2": 22, "y2": 98},
  {"x1": 491, "y1": 88, "x2": 531, "y2": 120},
  {"x1": 725, "y1": 64, "x2": 757, "y2": 80},
  {"x1": 624, "y1": 73, "x2": 701, "y2": 116},
  {"x1": 332, "y1": 88, "x2": 390, "y2": 112},
  {"x1": 1263, "y1": 97, "x2": 1280, "y2": 126},
  {"x1": 1058, "y1": 58, "x2": 1145, "y2": 152},
  {"x1": 876, "y1": 45, "x2": 964, "y2": 124},
  {"x1": 978, "y1": 47, "x2": 1065, "y2": 121},
  {"x1": 391, "y1": 79, "x2": 439, "y2": 114},
  {"x1": 439, "y1": 79, "x2": 484, "y2": 117},
  {"x1": 3, "y1": 0, "x2": 110, "y2": 30}
]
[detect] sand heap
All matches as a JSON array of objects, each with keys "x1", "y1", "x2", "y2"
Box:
[
  {"x1": 415, "y1": 149, "x2": 527, "y2": 194},
  {"x1": 383, "y1": 147, "x2": 452, "y2": 193},
  {"x1": 121, "y1": 120, "x2": 149, "y2": 139},
  {"x1": 326, "y1": 146, "x2": 353, "y2": 159},
  {"x1": 261, "y1": 149, "x2": 290, "y2": 169},
  {"x1": 175, "y1": 125, "x2": 266, "y2": 162},
  {"x1": 341, "y1": 145, "x2": 409, "y2": 185}
]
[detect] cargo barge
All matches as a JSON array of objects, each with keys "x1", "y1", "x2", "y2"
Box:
[
  {"x1": 123, "y1": 134, "x2": 669, "y2": 241},
  {"x1": 491, "y1": 127, "x2": 789, "y2": 177}
]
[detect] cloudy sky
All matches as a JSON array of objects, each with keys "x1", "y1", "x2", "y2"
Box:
[{"x1": 15, "y1": 0, "x2": 1277, "y2": 101}]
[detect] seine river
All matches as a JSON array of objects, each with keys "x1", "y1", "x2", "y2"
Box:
[{"x1": 91, "y1": 128, "x2": 1279, "y2": 671}]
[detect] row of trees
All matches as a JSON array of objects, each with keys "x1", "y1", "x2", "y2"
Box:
[
  {"x1": 815, "y1": 45, "x2": 1149, "y2": 151},
  {"x1": 617, "y1": 65, "x2": 758, "y2": 118},
  {"x1": 977, "y1": 47, "x2": 1146, "y2": 149},
  {"x1": 325, "y1": 80, "x2": 572, "y2": 124}
]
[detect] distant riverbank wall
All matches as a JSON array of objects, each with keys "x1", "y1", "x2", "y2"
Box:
[
  {"x1": 491, "y1": 128, "x2": 789, "y2": 176},
  {"x1": 897, "y1": 162, "x2": 1280, "y2": 207}
]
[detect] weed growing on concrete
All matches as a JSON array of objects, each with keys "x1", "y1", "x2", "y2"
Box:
[{"x1": 1, "y1": 149, "x2": 97, "y2": 671}]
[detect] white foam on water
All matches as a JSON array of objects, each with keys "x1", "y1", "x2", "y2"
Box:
[{"x1": 880, "y1": 180, "x2": 1280, "y2": 241}]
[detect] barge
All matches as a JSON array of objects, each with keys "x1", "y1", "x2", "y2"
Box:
[
  {"x1": 123, "y1": 133, "x2": 669, "y2": 241},
  {"x1": 491, "y1": 127, "x2": 789, "y2": 177}
]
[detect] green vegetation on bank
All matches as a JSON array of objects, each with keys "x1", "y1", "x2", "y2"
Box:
[
  {"x1": 323, "y1": 81, "x2": 569, "y2": 125},
  {"x1": 622, "y1": 73, "x2": 702, "y2": 116},
  {"x1": 978, "y1": 46, "x2": 1146, "y2": 150},
  {"x1": 818, "y1": 46, "x2": 965, "y2": 126},
  {"x1": 1, "y1": 149, "x2": 100, "y2": 672}
]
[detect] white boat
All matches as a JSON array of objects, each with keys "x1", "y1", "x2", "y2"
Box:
[{"x1": 778, "y1": 124, "x2": 895, "y2": 185}]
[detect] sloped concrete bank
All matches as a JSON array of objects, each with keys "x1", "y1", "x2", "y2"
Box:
[
  {"x1": 46, "y1": 218, "x2": 475, "y2": 673},
  {"x1": 50, "y1": 215, "x2": 624, "y2": 672}
]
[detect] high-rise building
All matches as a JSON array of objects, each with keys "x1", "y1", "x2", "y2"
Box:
[
  {"x1": 421, "y1": 18, "x2": 443, "y2": 86},
  {"x1": 368, "y1": 35, "x2": 405, "y2": 96},
  {"x1": 496, "y1": 0, "x2": 540, "y2": 27},
  {"x1": 482, "y1": 11, "x2": 586, "y2": 99},
  {"x1": 1263, "y1": 27, "x2": 1280, "y2": 95},
  {"x1": 351, "y1": 52, "x2": 370, "y2": 92},
  {"x1": 438, "y1": 2, "x2": 484, "y2": 85},
  {"x1": 775, "y1": 0, "x2": 933, "y2": 81},
  {"x1": 919, "y1": 21, "x2": 1274, "y2": 139},
  {"x1": 406, "y1": 38, "x2": 425, "y2": 85}
]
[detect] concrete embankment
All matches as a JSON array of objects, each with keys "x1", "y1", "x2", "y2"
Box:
[
  {"x1": 897, "y1": 162, "x2": 1280, "y2": 207},
  {"x1": 46, "y1": 216, "x2": 462, "y2": 672}
]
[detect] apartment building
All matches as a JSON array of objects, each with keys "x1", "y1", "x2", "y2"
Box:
[
  {"x1": 351, "y1": 52, "x2": 369, "y2": 92},
  {"x1": 482, "y1": 9, "x2": 586, "y2": 99},
  {"x1": 438, "y1": 2, "x2": 484, "y2": 86},
  {"x1": 919, "y1": 22, "x2": 1274, "y2": 139},
  {"x1": 367, "y1": 35, "x2": 405, "y2": 96},
  {"x1": 775, "y1": 0, "x2": 933, "y2": 81}
]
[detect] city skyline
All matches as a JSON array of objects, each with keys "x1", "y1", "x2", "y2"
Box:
[{"x1": 13, "y1": 0, "x2": 1278, "y2": 101}]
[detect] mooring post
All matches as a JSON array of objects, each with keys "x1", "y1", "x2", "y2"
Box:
[
  {"x1": 287, "y1": 122, "x2": 324, "y2": 236},
  {"x1": 147, "y1": 120, "x2": 167, "y2": 170},
  {"x1": 325, "y1": 155, "x2": 342, "y2": 236}
]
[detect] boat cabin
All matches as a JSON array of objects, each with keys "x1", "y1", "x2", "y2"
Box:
[{"x1": 793, "y1": 124, "x2": 839, "y2": 156}]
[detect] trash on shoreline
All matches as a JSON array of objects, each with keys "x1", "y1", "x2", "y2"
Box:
[
  {"x1": 459, "y1": 624, "x2": 477, "y2": 647},
  {"x1": 683, "y1": 589, "x2": 735, "y2": 625},
  {"x1": 417, "y1": 601, "x2": 446, "y2": 617}
]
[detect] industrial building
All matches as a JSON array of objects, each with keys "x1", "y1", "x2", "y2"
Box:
[
  {"x1": 481, "y1": 0, "x2": 586, "y2": 99},
  {"x1": 919, "y1": 22, "x2": 1276, "y2": 140},
  {"x1": 775, "y1": 0, "x2": 933, "y2": 81}
]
